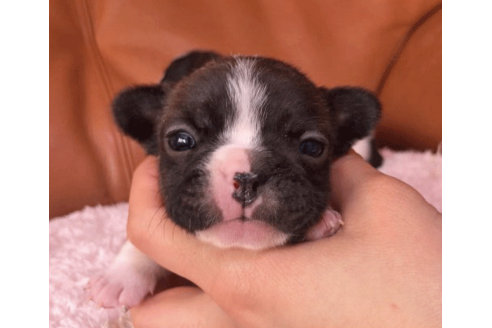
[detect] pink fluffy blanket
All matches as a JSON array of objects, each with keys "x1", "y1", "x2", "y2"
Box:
[{"x1": 49, "y1": 149, "x2": 442, "y2": 328}]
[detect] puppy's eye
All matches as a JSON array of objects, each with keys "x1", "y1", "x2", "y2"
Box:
[
  {"x1": 299, "y1": 139, "x2": 325, "y2": 157},
  {"x1": 168, "y1": 131, "x2": 196, "y2": 151}
]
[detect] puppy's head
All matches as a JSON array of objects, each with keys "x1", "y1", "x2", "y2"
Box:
[{"x1": 113, "y1": 50, "x2": 381, "y2": 249}]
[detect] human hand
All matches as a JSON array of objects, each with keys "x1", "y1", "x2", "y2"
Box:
[{"x1": 126, "y1": 151, "x2": 442, "y2": 328}]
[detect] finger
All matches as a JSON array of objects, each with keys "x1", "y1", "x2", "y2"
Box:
[
  {"x1": 329, "y1": 149, "x2": 381, "y2": 212},
  {"x1": 130, "y1": 287, "x2": 236, "y2": 328},
  {"x1": 128, "y1": 156, "x2": 165, "y2": 220}
]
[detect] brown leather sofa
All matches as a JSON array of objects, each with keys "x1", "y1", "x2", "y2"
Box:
[{"x1": 49, "y1": 0, "x2": 442, "y2": 219}]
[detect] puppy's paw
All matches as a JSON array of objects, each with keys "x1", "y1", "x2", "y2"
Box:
[
  {"x1": 306, "y1": 208, "x2": 343, "y2": 241},
  {"x1": 86, "y1": 266, "x2": 158, "y2": 309}
]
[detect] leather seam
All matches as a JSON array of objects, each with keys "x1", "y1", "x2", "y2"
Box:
[
  {"x1": 76, "y1": 0, "x2": 136, "y2": 192},
  {"x1": 376, "y1": 3, "x2": 442, "y2": 96}
]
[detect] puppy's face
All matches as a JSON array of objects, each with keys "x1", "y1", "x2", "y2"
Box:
[{"x1": 113, "y1": 51, "x2": 381, "y2": 249}]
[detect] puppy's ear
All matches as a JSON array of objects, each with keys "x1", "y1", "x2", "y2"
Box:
[
  {"x1": 112, "y1": 51, "x2": 222, "y2": 155},
  {"x1": 321, "y1": 87, "x2": 381, "y2": 157},
  {"x1": 112, "y1": 85, "x2": 164, "y2": 155},
  {"x1": 160, "y1": 50, "x2": 222, "y2": 85}
]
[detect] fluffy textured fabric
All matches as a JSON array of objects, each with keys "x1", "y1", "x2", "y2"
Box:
[{"x1": 49, "y1": 149, "x2": 441, "y2": 328}]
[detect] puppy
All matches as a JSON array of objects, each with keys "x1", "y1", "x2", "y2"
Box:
[{"x1": 87, "y1": 50, "x2": 382, "y2": 308}]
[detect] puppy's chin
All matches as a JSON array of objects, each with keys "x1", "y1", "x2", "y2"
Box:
[{"x1": 195, "y1": 218, "x2": 290, "y2": 250}]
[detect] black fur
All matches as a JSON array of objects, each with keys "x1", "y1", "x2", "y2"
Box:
[
  {"x1": 368, "y1": 138, "x2": 383, "y2": 168},
  {"x1": 112, "y1": 51, "x2": 222, "y2": 154},
  {"x1": 321, "y1": 87, "x2": 381, "y2": 158},
  {"x1": 112, "y1": 50, "x2": 382, "y2": 241},
  {"x1": 160, "y1": 50, "x2": 221, "y2": 85},
  {"x1": 112, "y1": 86, "x2": 164, "y2": 155}
]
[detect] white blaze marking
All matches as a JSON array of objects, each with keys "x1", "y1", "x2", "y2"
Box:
[{"x1": 225, "y1": 58, "x2": 267, "y2": 148}]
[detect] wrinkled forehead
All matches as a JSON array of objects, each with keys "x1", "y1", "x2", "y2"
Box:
[{"x1": 164, "y1": 57, "x2": 326, "y2": 144}]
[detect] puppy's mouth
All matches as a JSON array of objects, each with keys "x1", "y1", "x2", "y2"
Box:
[{"x1": 195, "y1": 216, "x2": 290, "y2": 250}]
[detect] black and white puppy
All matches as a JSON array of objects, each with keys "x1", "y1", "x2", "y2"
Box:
[{"x1": 87, "y1": 50, "x2": 382, "y2": 308}]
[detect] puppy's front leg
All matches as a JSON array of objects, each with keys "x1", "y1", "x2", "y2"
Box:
[{"x1": 87, "y1": 241, "x2": 167, "y2": 308}]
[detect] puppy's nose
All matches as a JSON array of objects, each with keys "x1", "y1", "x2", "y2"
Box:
[{"x1": 232, "y1": 172, "x2": 259, "y2": 206}]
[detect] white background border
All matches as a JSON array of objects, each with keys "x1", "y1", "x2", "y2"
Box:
[
  {"x1": 443, "y1": 0, "x2": 492, "y2": 326},
  {"x1": 1, "y1": 1, "x2": 48, "y2": 327}
]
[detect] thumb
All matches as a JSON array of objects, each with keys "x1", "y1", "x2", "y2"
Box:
[{"x1": 126, "y1": 156, "x2": 253, "y2": 291}]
